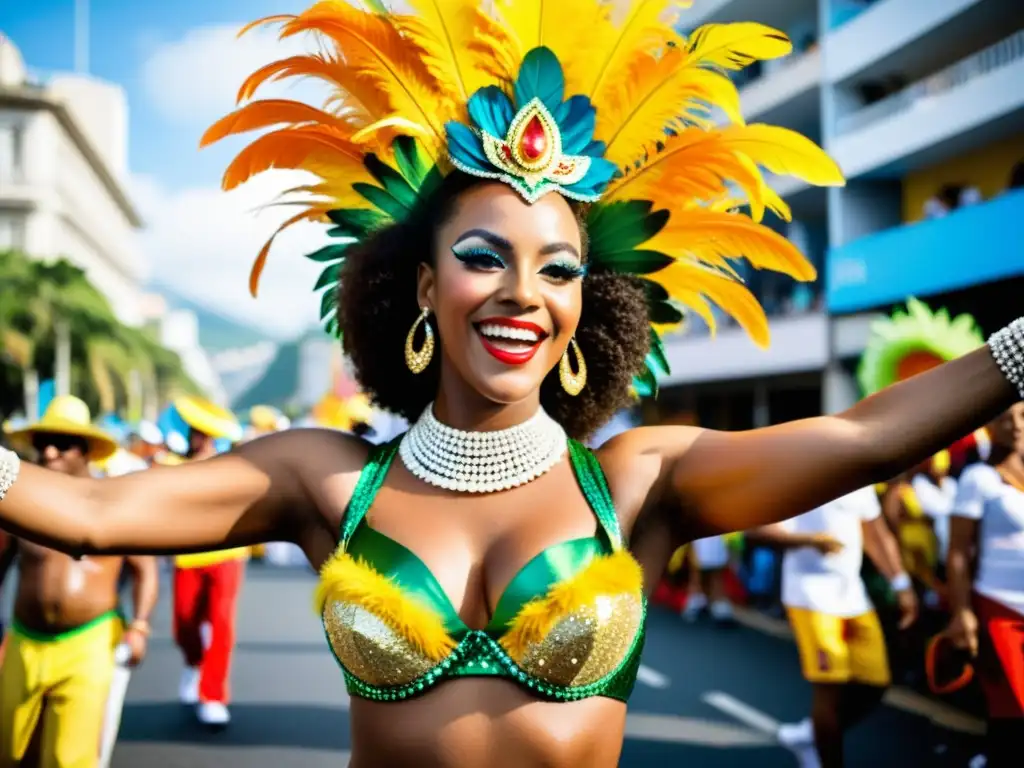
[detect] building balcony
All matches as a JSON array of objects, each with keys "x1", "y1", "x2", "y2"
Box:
[
  {"x1": 661, "y1": 311, "x2": 829, "y2": 386},
  {"x1": 829, "y1": 30, "x2": 1024, "y2": 179},
  {"x1": 826, "y1": 188, "x2": 1024, "y2": 314},
  {"x1": 825, "y1": 0, "x2": 985, "y2": 83},
  {"x1": 739, "y1": 47, "x2": 822, "y2": 126}
]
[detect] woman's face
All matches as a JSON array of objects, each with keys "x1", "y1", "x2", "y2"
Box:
[
  {"x1": 988, "y1": 402, "x2": 1024, "y2": 455},
  {"x1": 418, "y1": 183, "x2": 585, "y2": 406}
]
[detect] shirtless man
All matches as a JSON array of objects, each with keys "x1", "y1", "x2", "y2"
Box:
[{"x1": 0, "y1": 396, "x2": 158, "y2": 768}]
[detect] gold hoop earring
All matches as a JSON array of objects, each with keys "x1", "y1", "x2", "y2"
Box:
[
  {"x1": 405, "y1": 307, "x2": 435, "y2": 374},
  {"x1": 559, "y1": 338, "x2": 587, "y2": 396}
]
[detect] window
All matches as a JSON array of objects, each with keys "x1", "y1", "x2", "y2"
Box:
[
  {"x1": 0, "y1": 215, "x2": 26, "y2": 250},
  {"x1": 0, "y1": 124, "x2": 23, "y2": 183}
]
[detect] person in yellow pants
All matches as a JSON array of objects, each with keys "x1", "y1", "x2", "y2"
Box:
[
  {"x1": 0, "y1": 397, "x2": 158, "y2": 768},
  {"x1": 750, "y1": 487, "x2": 918, "y2": 768}
]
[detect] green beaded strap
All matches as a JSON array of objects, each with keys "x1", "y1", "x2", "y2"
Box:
[
  {"x1": 339, "y1": 437, "x2": 402, "y2": 548},
  {"x1": 566, "y1": 439, "x2": 623, "y2": 550},
  {"x1": 340, "y1": 437, "x2": 621, "y2": 549}
]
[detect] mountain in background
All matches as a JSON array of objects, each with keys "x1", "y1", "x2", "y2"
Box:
[
  {"x1": 233, "y1": 326, "x2": 334, "y2": 412},
  {"x1": 156, "y1": 287, "x2": 278, "y2": 352}
]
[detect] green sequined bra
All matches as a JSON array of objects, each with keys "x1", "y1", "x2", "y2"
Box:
[{"x1": 316, "y1": 438, "x2": 647, "y2": 703}]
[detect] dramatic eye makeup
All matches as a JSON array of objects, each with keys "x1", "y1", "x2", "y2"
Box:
[
  {"x1": 451, "y1": 229, "x2": 585, "y2": 279},
  {"x1": 540, "y1": 257, "x2": 588, "y2": 281}
]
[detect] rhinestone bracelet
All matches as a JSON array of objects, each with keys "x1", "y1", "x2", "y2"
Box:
[
  {"x1": 988, "y1": 318, "x2": 1024, "y2": 401},
  {"x1": 0, "y1": 446, "x2": 21, "y2": 503}
]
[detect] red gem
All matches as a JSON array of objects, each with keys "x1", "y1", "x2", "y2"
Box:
[{"x1": 519, "y1": 115, "x2": 547, "y2": 162}]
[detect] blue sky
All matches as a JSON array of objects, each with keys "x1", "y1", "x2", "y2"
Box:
[{"x1": 4, "y1": 0, "x2": 326, "y2": 336}]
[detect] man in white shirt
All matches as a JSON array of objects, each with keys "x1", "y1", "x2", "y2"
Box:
[
  {"x1": 945, "y1": 403, "x2": 1024, "y2": 768},
  {"x1": 752, "y1": 487, "x2": 917, "y2": 768}
]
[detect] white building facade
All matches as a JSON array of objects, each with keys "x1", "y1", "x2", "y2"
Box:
[
  {"x1": 0, "y1": 35, "x2": 145, "y2": 326},
  {"x1": 652, "y1": 0, "x2": 1024, "y2": 431}
]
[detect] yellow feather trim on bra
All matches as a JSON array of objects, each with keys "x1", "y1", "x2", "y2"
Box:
[
  {"x1": 315, "y1": 547, "x2": 457, "y2": 663},
  {"x1": 500, "y1": 549, "x2": 644, "y2": 661}
]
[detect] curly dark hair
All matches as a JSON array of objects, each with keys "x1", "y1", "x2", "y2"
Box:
[{"x1": 337, "y1": 172, "x2": 650, "y2": 440}]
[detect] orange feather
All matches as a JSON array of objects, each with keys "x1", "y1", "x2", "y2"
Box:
[
  {"x1": 220, "y1": 125, "x2": 365, "y2": 191},
  {"x1": 201, "y1": 100, "x2": 357, "y2": 149}
]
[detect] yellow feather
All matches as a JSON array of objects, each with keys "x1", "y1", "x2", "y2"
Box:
[
  {"x1": 607, "y1": 128, "x2": 763, "y2": 210},
  {"x1": 392, "y1": 0, "x2": 496, "y2": 102},
  {"x1": 718, "y1": 123, "x2": 845, "y2": 187},
  {"x1": 280, "y1": 1, "x2": 456, "y2": 160},
  {"x1": 684, "y1": 22, "x2": 792, "y2": 71},
  {"x1": 587, "y1": 1, "x2": 687, "y2": 112},
  {"x1": 499, "y1": 550, "x2": 643, "y2": 662},
  {"x1": 316, "y1": 548, "x2": 457, "y2": 663},
  {"x1": 647, "y1": 208, "x2": 816, "y2": 281},
  {"x1": 596, "y1": 47, "x2": 742, "y2": 168},
  {"x1": 648, "y1": 260, "x2": 772, "y2": 347}
]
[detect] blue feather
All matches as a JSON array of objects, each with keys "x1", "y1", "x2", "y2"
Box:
[
  {"x1": 514, "y1": 47, "x2": 564, "y2": 113},
  {"x1": 467, "y1": 87, "x2": 515, "y2": 138},
  {"x1": 445, "y1": 122, "x2": 490, "y2": 171},
  {"x1": 560, "y1": 97, "x2": 597, "y2": 155}
]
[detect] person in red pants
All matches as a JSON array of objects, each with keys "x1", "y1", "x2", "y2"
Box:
[
  {"x1": 168, "y1": 396, "x2": 246, "y2": 728},
  {"x1": 945, "y1": 403, "x2": 1024, "y2": 768}
]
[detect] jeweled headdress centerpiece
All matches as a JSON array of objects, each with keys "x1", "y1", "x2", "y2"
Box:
[{"x1": 204, "y1": 0, "x2": 846, "y2": 395}]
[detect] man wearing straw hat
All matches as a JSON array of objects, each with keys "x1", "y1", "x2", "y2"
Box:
[
  {"x1": 0, "y1": 395, "x2": 159, "y2": 768},
  {"x1": 167, "y1": 395, "x2": 246, "y2": 729}
]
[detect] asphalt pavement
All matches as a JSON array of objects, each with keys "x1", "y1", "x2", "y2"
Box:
[{"x1": 105, "y1": 563, "x2": 983, "y2": 767}]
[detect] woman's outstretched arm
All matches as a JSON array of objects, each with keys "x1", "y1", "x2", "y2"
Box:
[
  {"x1": 606, "y1": 344, "x2": 1018, "y2": 540},
  {"x1": 0, "y1": 428, "x2": 368, "y2": 556}
]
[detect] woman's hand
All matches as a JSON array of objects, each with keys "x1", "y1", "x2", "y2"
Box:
[{"x1": 944, "y1": 608, "x2": 979, "y2": 657}]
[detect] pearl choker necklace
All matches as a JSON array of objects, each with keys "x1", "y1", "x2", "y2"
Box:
[{"x1": 399, "y1": 404, "x2": 567, "y2": 493}]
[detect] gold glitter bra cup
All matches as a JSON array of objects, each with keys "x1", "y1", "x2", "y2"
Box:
[{"x1": 316, "y1": 438, "x2": 646, "y2": 703}]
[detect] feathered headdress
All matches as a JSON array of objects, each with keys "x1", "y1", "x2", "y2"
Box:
[
  {"x1": 858, "y1": 297, "x2": 985, "y2": 396},
  {"x1": 203, "y1": 0, "x2": 845, "y2": 395}
]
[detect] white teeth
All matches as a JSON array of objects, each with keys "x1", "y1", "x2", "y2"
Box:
[{"x1": 478, "y1": 324, "x2": 540, "y2": 343}]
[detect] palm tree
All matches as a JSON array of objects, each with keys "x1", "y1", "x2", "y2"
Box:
[{"x1": 0, "y1": 249, "x2": 202, "y2": 419}]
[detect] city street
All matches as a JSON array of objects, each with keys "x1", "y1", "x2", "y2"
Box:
[{"x1": 110, "y1": 564, "x2": 985, "y2": 767}]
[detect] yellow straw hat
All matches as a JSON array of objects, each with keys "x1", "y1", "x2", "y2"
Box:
[
  {"x1": 249, "y1": 404, "x2": 284, "y2": 433},
  {"x1": 8, "y1": 395, "x2": 118, "y2": 461},
  {"x1": 173, "y1": 395, "x2": 242, "y2": 441}
]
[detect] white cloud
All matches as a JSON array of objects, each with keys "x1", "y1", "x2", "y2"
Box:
[
  {"x1": 140, "y1": 22, "x2": 316, "y2": 123},
  {"x1": 135, "y1": 20, "x2": 342, "y2": 338},
  {"x1": 132, "y1": 171, "x2": 331, "y2": 339}
]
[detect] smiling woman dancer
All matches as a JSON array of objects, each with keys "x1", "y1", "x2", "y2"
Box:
[{"x1": 0, "y1": 2, "x2": 1023, "y2": 767}]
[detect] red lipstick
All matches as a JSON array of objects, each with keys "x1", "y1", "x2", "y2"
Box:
[{"x1": 475, "y1": 317, "x2": 548, "y2": 366}]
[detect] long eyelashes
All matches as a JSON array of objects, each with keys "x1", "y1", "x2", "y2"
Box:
[
  {"x1": 452, "y1": 247, "x2": 506, "y2": 269},
  {"x1": 541, "y1": 259, "x2": 588, "y2": 281},
  {"x1": 452, "y1": 247, "x2": 586, "y2": 281}
]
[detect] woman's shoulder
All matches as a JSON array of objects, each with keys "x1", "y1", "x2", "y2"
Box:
[{"x1": 239, "y1": 426, "x2": 376, "y2": 477}]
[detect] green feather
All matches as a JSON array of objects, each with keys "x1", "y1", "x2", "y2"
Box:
[
  {"x1": 364, "y1": 154, "x2": 419, "y2": 209},
  {"x1": 326, "y1": 208, "x2": 387, "y2": 239},
  {"x1": 632, "y1": 366, "x2": 659, "y2": 398},
  {"x1": 646, "y1": 328, "x2": 670, "y2": 374},
  {"x1": 325, "y1": 314, "x2": 340, "y2": 338},
  {"x1": 392, "y1": 137, "x2": 430, "y2": 189},
  {"x1": 319, "y1": 288, "x2": 336, "y2": 321},
  {"x1": 638, "y1": 278, "x2": 669, "y2": 304},
  {"x1": 305, "y1": 243, "x2": 350, "y2": 263},
  {"x1": 649, "y1": 299, "x2": 684, "y2": 325},
  {"x1": 594, "y1": 249, "x2": 673, "y2": 275},
  {"x1": 353, "y1": 183, "x2": 410, "y2": 220},
  {"x1": 313, "y1": 263, "x2": 341, "y2": 291},
  {"x1": 588, "y1": 201, "x2": 668, "y2": 256}
]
